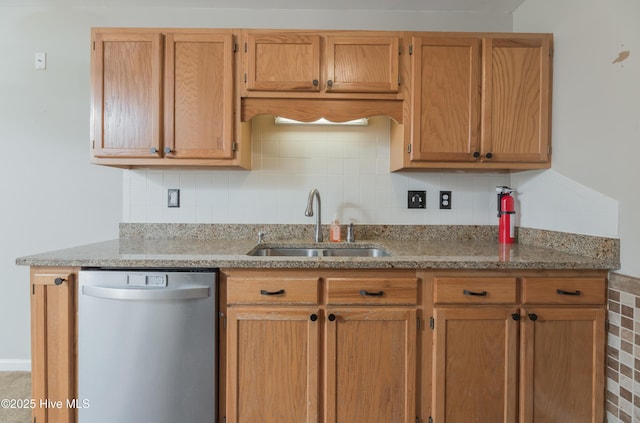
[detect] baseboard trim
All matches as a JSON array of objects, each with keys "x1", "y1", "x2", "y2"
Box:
[{"x1": 0, "y1": 359, "x2": 31, "y2": 372}]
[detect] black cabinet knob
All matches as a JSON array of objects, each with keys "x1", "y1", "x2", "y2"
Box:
[
  {"x1": 54, "y1": 278, "x2": 65, "y2": 286},
  {"x1": 485, "y1": 152, "x2": 493, "y2": 159},
  {"x1": 528, "y1": 313, "x2": 538, "y2": 321},
  {"x1": 164, "y1": 147, "x2": 172, "y2": 154},
  {"x1": 310, "y1": 314, "x2": 318, "y2": 322},
  {"x1": 328, "y1": 314, "x2": 336, "y2": 322},
  {"x1": 327, "y1": 80, "x2": 333, "y2": 88},
  {"x1": 511, "y1": 313, "x2": 520, "y2": 321},
  {"x1": 473, "y1": 151, "x2": 481, "y2": 158},
  {"x1": 312, "y1": 79, "x2": 319, "y2": 87},
  {"x1": 150, "y1": 147, "x2": 158, "y2": 154}
]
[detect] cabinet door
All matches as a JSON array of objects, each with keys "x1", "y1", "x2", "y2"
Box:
[
  {"x1": 226, "y1": 307, "x2": 319, "y2": 423},
  {"x1": 325, "y1": 35, "x2": 400, "y2": 93},
  {"x1": 432, "y1": 307, "x2": 518, "y2": 423},
  {"x1": 30, "y1": 269, "x2": 76, "y2": 423},
  {"x1": 409, "y1": 37, "x2": 482, "y2": 162},
  {"x1": 520, "y1": 307, "x2": 605, "y2": 423},
  {"x1": 325, "y1": 308, "x2": 416, "y2": 423},
  {"x1": 92, "y1": 31, "x2": 163, "y2": 158},
  {"x1": 164, "y1": 32, "x2": 235, "y2": 159},
  {"x1": 245, "y1": 33, "x2": 321, "y2": 92},
  {"x1": 482, "y1": 37, "x2": 552, "y2": 163}
]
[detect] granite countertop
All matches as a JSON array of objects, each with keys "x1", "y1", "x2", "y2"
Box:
[{"x1": 16, "y1": 224, "x2": 620, "y2": 270}]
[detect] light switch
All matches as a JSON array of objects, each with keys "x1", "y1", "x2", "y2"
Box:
[
  {"x1": 168, "y1": 189, "x2": 180, "y2": 208},
  {"x1": 34, "y1": 52, "x2": 46, "y2": 70}
]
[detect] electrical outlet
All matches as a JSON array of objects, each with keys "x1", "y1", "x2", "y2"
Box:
[
  {"x1": 168, "y1": 189, "x2": 180, "y2": 208},
  {"x1": 408, "y1": 191, "x2": 426, "y2": 209},
  {"x1": 439, "y1": 191, "x2": 452, "y2": 209}
]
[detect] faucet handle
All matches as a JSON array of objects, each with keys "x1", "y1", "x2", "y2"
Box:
[
  {"x1": 347, "y1": 223, "x2": 355, "y2": 242},
  {"x1": 258, "y1": 231, "x2": 266, "y2": 243}
]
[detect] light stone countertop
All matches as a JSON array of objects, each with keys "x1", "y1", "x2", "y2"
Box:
[{"x1": 16, "y1": 224, "x2": 620, "y2": 270}]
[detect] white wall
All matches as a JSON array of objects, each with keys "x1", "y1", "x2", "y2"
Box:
[{"x1": 514, "y1": 0, "x2": 638, "y2": 276}]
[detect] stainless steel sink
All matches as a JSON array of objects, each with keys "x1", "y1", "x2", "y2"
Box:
[{"x1": 248, "y1": 246, "x2": 390, "y2": 257}]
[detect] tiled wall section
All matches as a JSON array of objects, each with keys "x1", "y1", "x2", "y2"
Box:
[
  {"x1": 122, "y1": 116, "x2": 510, "y2": 224},
  {"x1": 607, "y1": 273, "x2": 640, "y2": 423}
]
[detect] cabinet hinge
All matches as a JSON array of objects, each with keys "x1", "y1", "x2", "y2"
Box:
[
  {"x1": 232, "y1": 142, "x2": 238, "y2": 152},
  {"x1": 398, "y1": 45, "x2": 402, "y2": 55},
  {"x1": 92, "y1": 41, "x2": 95, "y2": 51},
  {"x1": 428, "y1": 417, "x2": 433, "y2": 423},
  {"x1": 92, "y1": 140, "x2": 95, "y2": 150},
  {"x1": 244, "y1": 42, "x2": 247, "y2": 53},
  {"x1": 407, "y1": 143, "x2": 412, "y2": 154},
  {"x1": 409, "y1": 44, "x2": 413, "y2": 55},
  {"x1": 417, "y1": 317, "x2": 421, "y2": 330},
  {"x1": 398, "y1": 76, "x2": 401, "y2": 86},
  {"x1": 244, "y1": 73, "x2": 247, "y2": 84},
  {"x1": 429, "y1": 317, "x2": 434, "y2": 330},
  {"x1": 233, "y1": 42, "x2": 237, "y2": 53},
  {"x1": 416, "y1": 417, "x2": 420, "y2": 423},
  {"x1": 32, "y1": 284, "x2": 35, "y2": 295}
]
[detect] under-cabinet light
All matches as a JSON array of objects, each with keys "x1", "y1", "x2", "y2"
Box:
[{"x1": 274, "y1": 116, "x2": 369, "y2": 126}]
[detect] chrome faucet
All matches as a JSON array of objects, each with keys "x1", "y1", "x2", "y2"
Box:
[{"x1": 305, "y1": 188, "x2": 323, "y2": 242}]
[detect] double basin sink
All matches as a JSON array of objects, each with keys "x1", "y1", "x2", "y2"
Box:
[{"x1": 248, "y1": 246, "x2": 389, "y2": 257}]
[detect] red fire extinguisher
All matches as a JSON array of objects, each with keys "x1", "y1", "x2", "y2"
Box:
[{"x1": 496, "y1": 186, "x2": 516, "y2": 244}]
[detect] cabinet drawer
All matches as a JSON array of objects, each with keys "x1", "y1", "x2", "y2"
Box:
[
  {"x1": 434, "y1": 277, "x2": 517, "y2": 304},
  {"x1": 326, "y1": 278, "x2": 418, "y2": 305},
  {"x1": 227, "y1": 277, "x2": 319, "y2": 305},
  {"x1": 522, "y1": 277, "x2": 606, "y2": 305}
]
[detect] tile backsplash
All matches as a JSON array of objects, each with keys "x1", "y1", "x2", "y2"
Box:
[
  {"x1": 606, "y1": 273, "x2": 640, "y2": 423},
  {"x1": 123, "y1": 116, "x2": 509, "y2": 224}
]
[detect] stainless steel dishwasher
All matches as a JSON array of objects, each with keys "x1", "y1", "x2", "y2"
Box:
[{"x1": 78, "y1": 269, "x2": 217, "y2": 423}]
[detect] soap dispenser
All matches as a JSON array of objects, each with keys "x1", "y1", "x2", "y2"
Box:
[{"x1": 329, "y1": 215, "x2": 341, "y2": 242}]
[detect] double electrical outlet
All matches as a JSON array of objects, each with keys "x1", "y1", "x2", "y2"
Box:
[{"x1": 407, "y1": 190, "x2": 452, "y2": 210}]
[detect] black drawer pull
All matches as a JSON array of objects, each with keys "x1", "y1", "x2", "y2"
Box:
[
  {"x1": 557, "y1": 289, "x2": 581, "y2": 296},
  {"x1": 54, "y1": 278, "x2": 66, "y2": 286},
  {"x1": 359, "y1": 290, "x2": 384, "y2": 297},
  {"x1": 463, "y1": 289, "x2": 488, "y2": 297},
  {"x1": 260, "y1": 289, "x2": 285, "y2": 296}
]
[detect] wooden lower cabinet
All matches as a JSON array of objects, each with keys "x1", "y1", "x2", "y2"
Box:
[
  {"x1": 432, "y1": 307, "x2": 518, "y2": 422},
  {"x1": 520, "y1": 307, "x2": 605, "y2": 423},
  {"x1": 226, "y1": 307, "x2": 320, "y2": 423},
  {"x1": 30, "y1": 267, "x2": 78, "y2": 423},
  {"x1": 223, "y1": 269, "x2": 419, "y2": 423},
  {"x1": 431, "y1": 271, "x2": 606, "y2": 423},
  {"x1": 325, "y1": 308, "x2": 416, "y2": 423}
]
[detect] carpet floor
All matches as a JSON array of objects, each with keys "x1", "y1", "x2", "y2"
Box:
[{"x1": 0, "y1": 372, "x2": 31, "y2": 423}]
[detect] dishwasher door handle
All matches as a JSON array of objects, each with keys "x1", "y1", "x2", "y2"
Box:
[{"x1": 82, "y1": 285, "x2": 210, "y2": 301}]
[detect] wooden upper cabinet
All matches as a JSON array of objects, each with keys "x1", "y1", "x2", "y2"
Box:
[
  {"x1": 410, "y1": 36, "x2": 481, "y2": 162},
  {"x1": 482, "y1": 37, "x2": 552, "y2": 163},
  {"x1": 394, "y1": 33, "x2": 553, "y2": 171},
  {"x1": 325, "y1": 35, "x2": 400, "y2": 93},
  {"x1": 91, "y1": 28, "x2": 246, "y2": 167},
  {"x1": 92, "y1": 31, "x2": 163, "y2": 158},
  {"x1": 244, "y1": 31, "x2": 401, "y2": 96},
  {"x1": 164, "y1": 32, "x2": 235, "y2": 159},
  {"x1": 245, "y1": 33, "x2": 321, "y2": 92}
]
